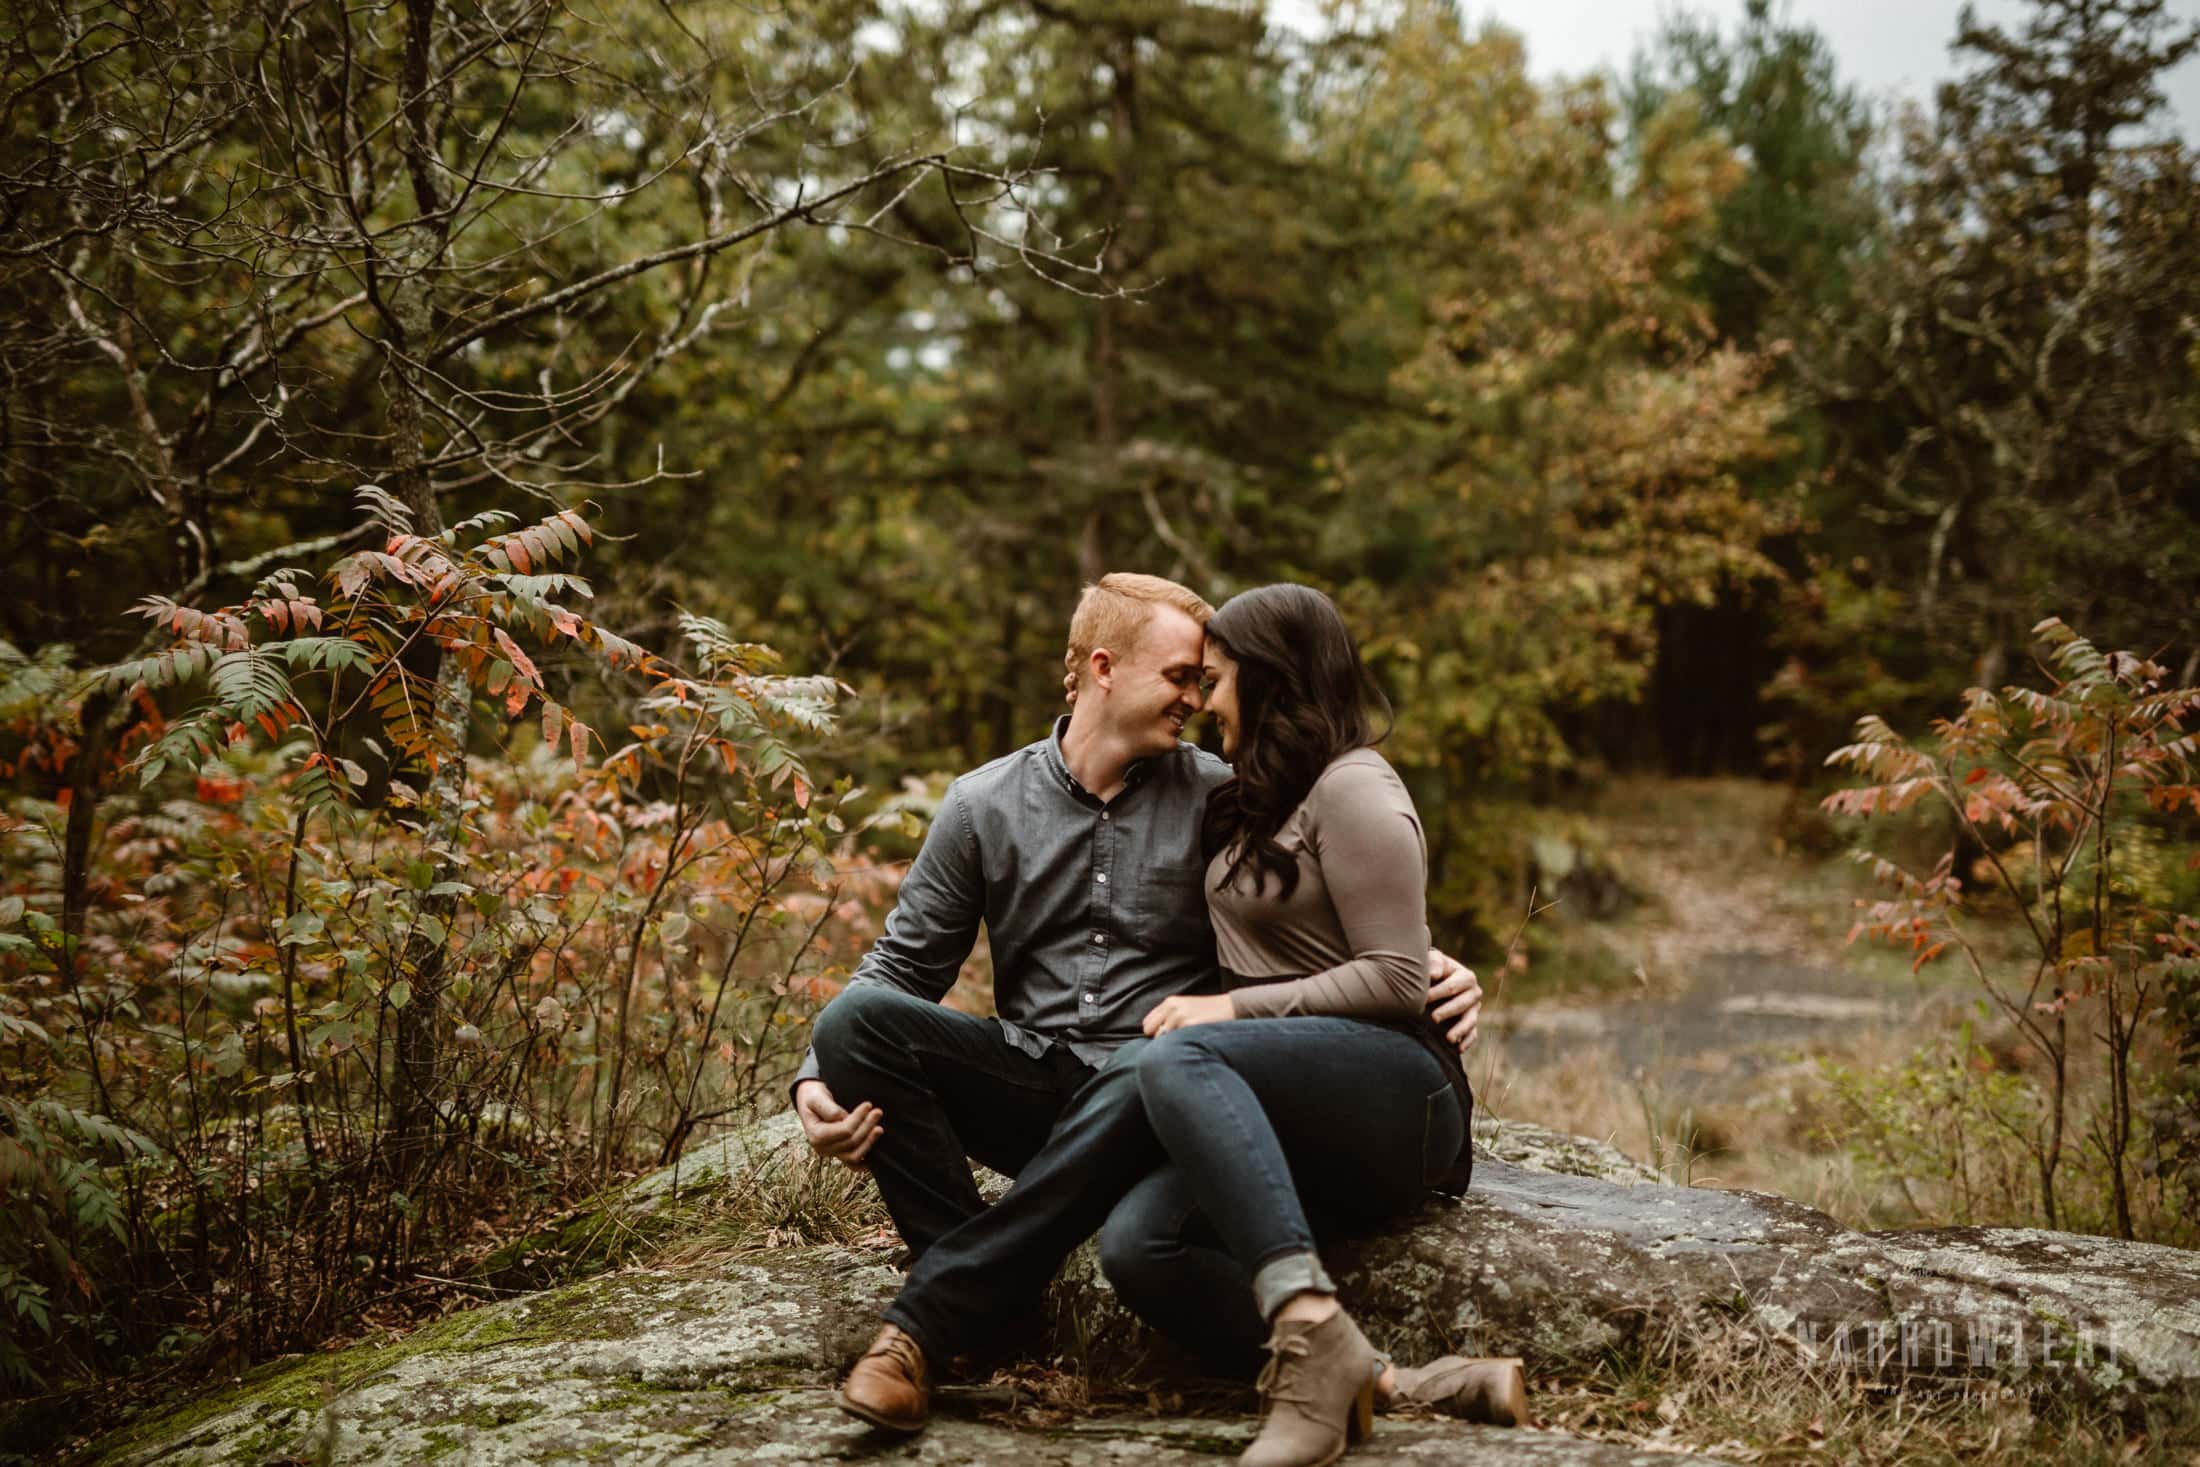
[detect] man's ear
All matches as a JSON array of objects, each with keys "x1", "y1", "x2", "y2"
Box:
[{"x1": 1089, "y1": 648, "x2": 1116, "y2": 691}]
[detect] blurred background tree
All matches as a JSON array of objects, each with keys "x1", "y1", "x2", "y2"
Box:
[{"x1": 1769, "y1": 0, "x2": 2200, "y2": 771}]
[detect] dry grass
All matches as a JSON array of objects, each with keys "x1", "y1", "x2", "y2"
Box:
[
  {"x1": 643, "y1": 1146, "x2": 896, "y2": 1270},
  {"x1": 1528, "y1": 1312, "x2": 2199, "y2": 1465},
  {"x1": 1475, "y1": 1024, "x2": 1944, "y2": 1223},
  {"x1": 1475, "y1": 774, "x2": 2191, "y2": 1241}
]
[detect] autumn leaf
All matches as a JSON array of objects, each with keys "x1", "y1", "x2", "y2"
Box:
[{"x1": 493, "y1": 627, "x2": 540, "y2": 684}]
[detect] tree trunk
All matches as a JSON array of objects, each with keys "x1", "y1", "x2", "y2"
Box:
[
  {"x1": 1081, "y1": 35, "x2": 1139, "y2": 587},
  {"x1": 382, "y1": 0, "x2": 465, "y2": 1196}
]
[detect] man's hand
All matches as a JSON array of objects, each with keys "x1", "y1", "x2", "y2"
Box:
[
  {"x1": 794, "y1": 1078, "x2": 884, "y2": 1171},
  {"x1": 1142, "y1": 992, "x2": 1236, "y2": 1037},
  {"x1": 1426, "y1": 949, "x2": 1483, "y2": 1054}
]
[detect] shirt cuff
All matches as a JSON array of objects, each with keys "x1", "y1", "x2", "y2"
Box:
[{"x1": 790, "y1": 1046, "x2": 823, "y2": 1102}]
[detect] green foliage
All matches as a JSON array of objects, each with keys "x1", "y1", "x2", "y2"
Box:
[
  {"x1": 1626, "y1": 0, "x2": 1878, "y2": 345},
  {"x1": 1819, "y1": 1036, "x2": 2056, "y2": 1231},
  {"x1": 1777, "y1": 0, "x2": 2200, "y2": 757},
  {"x1": 1290, "y1": 10, "x2": 1798, "y2": 938},
  {"x1": 0, "y1": 990, "x2": 160, "y2": 1386},
  {"x1": 2144, "y1": 915, "x2": 2200, "y2": 1223}
]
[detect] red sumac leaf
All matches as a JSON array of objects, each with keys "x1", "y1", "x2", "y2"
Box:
[{"x1": 493, "y1": 628, "x2": 540, "y2": 684}]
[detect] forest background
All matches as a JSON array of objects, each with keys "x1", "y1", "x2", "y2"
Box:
[{"x1": 1, "y1": 0, "x2": 2196, "y2": 1434}]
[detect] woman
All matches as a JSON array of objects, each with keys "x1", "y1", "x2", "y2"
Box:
[{"x1": 1106, "y1": 584, "x2": 1524, "y2": 1467}]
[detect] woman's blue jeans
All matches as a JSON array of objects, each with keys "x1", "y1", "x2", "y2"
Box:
[{"x1": 1102, "y1": 1017, "x2": 1467, "y2": 1376}]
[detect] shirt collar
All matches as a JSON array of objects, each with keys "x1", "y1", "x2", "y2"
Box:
[{"x1": 1045, "y1": 714, "x2": 1157, "y2": 801}]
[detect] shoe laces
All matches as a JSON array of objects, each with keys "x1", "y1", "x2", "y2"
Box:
[
  {"x1": 1255, "y1": 1329, "x2": 1316, "y2": 1408},
  {"x1": 868, "y1": 1329, "x2": 926, "y2": 1383}
]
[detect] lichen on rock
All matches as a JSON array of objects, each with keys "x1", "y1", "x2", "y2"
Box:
[{"x1": 84, "y1": 1111, "x2": 2200, "y2": 1464}]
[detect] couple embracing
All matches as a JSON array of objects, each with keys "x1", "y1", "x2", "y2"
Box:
[{"x1": 793, "y1": 574, "x2": 1526, "y2": 1467}]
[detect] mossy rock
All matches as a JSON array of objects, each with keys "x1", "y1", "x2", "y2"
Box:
[{"x1": 83, "y1": 1113, "x2": 2200, "y2": 1463}]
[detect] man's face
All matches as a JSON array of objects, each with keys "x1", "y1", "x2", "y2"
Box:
[{"x1": 1097, "y1": 605, "x2": 1208, "y2": 756}]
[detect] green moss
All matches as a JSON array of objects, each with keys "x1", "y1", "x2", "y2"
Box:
[
  {"x1": 82, "y1": 1351, "x2": 341, "y2": 1466},
  {"x1": 455, "y1": 1274, "x2": 647, "y2": 1349},
  {"x1": 444, "y1": 1398, "x2": 545, "y2": 1430},
  {"x1": 82, "y1": 1284, "x2": 590, "y2": 1465},
  {"x1": 419, "y1": 1429, "x2": 463, "y2": 1460},
  {"x1": 582, "y1": 1379, "x2": 694, "y2": 1413},
  {"x1": 82, "y1": 1263, "x2": 757, "y2": 1464},
  {"x1": 219, "y1": 1414, "x2": 305, "y2": 1466}
]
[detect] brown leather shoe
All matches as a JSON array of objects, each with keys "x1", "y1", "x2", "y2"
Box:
[
  {"x1": 1240, "y1": 1307, "x2": 1378, "y2": 1467},
  {"x1": 836, "y1": 1323, "x2": 930, "y2": 1433},
  {"x1": 1386, "y1": 1355, "x2": 1529, "y2": 1426}
]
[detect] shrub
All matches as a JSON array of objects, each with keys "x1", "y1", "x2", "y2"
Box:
[
  {"x1": 0, "y1": 492, "x2": 867, "y2": 1388},
  {"x1": 1823, "y1": 619, "x2": 2199, "y2": 1242}
]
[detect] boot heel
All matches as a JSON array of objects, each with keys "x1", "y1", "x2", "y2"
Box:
[{"x1": 1346, "y1": 1379, "x2": 1374, "y2": 1443}]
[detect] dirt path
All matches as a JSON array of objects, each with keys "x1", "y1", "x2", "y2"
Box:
[{"x1": 1485, "y1": 777, "x2": 1942, "y2": 1110}]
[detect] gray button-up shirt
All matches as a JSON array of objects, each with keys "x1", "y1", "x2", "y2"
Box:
[{"x1": 796, "y1": 718, "x2": 1231, "y2": 1086}]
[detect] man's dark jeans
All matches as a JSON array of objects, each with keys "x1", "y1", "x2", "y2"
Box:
[
  {"x1": 818, "y1": 985, "x2": 1466, "y2": 1377},
  {"x1": 810, "y1": 984, "x2": 1106, "y2": 1258}
]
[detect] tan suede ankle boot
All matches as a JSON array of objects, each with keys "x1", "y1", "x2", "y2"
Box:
[
  {"x1": 1239, "y1": 1308, "x2": 1378, "y2": 1467},
  {"x1": 1386, "y1": 1355, "x2": 1529, "y2": 1426}
]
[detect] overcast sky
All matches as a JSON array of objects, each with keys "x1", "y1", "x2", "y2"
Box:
[{"x1": 1274, "y1": 0, "x2": 2200, "y2": 138}]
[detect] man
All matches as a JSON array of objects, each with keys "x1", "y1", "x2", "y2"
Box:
[{"x1": 792, "y1": 573, "x2": 1483, "y2": 1432}]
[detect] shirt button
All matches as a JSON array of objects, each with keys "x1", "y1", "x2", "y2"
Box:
[
  {"x1": 1082, "y1": 992, "x2": 1097, "y2": 1004},
  {"x1": 1096, "y1": 873, "x2": 1109, "y2": 884},
  {"x1": 1093, "y1": 932, "x2": 1107, "y2": 946},
  {"x1": 1101, "y1": 811, "x2": 1110, "y2": 821}
]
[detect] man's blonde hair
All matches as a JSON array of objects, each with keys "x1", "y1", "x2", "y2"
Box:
[{"x1": 1065, "y1": 572, "x2": 1214, "y2": 687}]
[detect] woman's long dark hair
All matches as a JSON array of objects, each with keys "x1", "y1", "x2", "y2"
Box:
[{"x1": 1202, "y1": 584, "x2": 1393, "y2": 898}]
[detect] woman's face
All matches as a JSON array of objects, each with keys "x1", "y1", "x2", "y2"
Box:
[{"x1": 1201, "y1": 643, "x2": 1241, "y2": 757}]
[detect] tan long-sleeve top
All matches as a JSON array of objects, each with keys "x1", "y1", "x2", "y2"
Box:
[
  {"x1": 1207, "y1": 747, "x2": 1473, "y2": 1190},
  {"x1": 1210, "y1": 748, "x2": 1431, "y2": 1022}
]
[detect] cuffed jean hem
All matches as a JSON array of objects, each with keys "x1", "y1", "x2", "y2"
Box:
[{"x1": 1250, "y1": 1249, "x2": 1334, "y2": 1320}]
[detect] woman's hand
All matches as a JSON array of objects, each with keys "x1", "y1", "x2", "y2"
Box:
[
  {"x1": 1142, "y1": 993, "x2": 1237, "y2": 1036},
  {"x1": 1426, "y1": 949, "x2": 1483, "y2": 1052}
]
